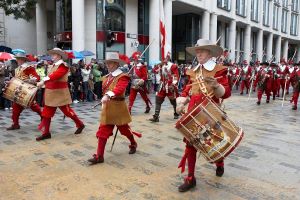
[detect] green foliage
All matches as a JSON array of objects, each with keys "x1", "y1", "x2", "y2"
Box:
[{"x1": 0, "y1": 0, "x2": 38, "y2": 21}]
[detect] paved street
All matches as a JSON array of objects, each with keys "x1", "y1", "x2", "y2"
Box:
[{"x1": 0, "y1": 92, "x2": 299, "y2": 200}]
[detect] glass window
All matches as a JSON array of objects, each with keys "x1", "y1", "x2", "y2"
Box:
[
  {"x1": 236, "y1": 0, "x2": 246, "y2": 17},
  {"x1": 282, "y1": 0, "x2": 288, "y2": 8},
  {"x1": 56, "y1": 0, "x2": 72, "y2": 32},
  {"x1": 251, "y1": 0, "x2": 259, "y2": 22},
  {"x1": 273, "y1": 5, "x2": 279, "y2": 30},
  {"x1": 292, "y1": 0, "x2": 300, "y2": 12},
  {"x1": 217, "y1": 0, "x2": 231, "y2": 11},
  {"x1": 291, "y1": 13, "x2": 299, "y2": 35},
  {"x1": 281, "y1": 9, "x2": 288, "y2": 33},
  {"x1": 263, "y1": 0, "x2": 270, "y2": 26}
]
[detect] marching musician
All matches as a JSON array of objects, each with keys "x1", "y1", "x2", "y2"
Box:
[
  {"x1": 288, "y1": 62, "x2": 300, "y2": 110},
  {"x1": 240, "y1": 60, "x2": 252, "y2": 95},
  {"x1": 253, "y1": 62, "x2": 272, "y2": 105},
  {"x1": 36, "y1": 48, "x2": 85, "y2": 141},
  {"x1": 6, "y1": 52, "x2": 42, "y2": 130},
  {"x1": 149, "y1": 53, "x2": 179, "y2": 122},
  {"x1": 88, "y1": 52, "x2": 141, "y2": 165},
  {"x1": 176, "y1": 39, "x2": 231, "y2": 192},
  {"x1": 278, "y1": 58, "x2": 290, "y2": 97},
  {"x1": 128, "y1": 51, "x2": 151, "y2": 114}
]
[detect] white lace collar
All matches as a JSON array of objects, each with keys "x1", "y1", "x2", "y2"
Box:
[
  {"x1": 193, "y1": 59, "x2": 216, "y2": 71},
  {"x1": 54, "y1": 59, "x2": 64, "y2": 66}
]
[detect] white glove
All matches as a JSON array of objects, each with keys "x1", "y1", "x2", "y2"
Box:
[
  {"x1": 176, "y1": 97, "x2": 189, "y2": 105},
  {"x1": 43, "y1": 76, "x2": 50, "y2": 82},
  {"x1": 138, "y1": 79, "x2": 145, "y2": 86},
  {"x1": 101, "y1": 95, "x2": 110, "y2": 104},
  {"x1": 172, "y1": 80, "x2": 178, "y2": 85},
  {"x1": 36, "y1": 81, "x2": 45, "y2": 88}
]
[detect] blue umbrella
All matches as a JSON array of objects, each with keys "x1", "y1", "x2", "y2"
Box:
[
  {"x1": 65, "y1": 50, "x2": 85, "y2": 59},
  {"x1": 80, "y1": 50, "x2": 95, "y2": 56},
  {"x1": 0, "y1": 46, "x2": 12, "y2": 53},
  {"x1": 149, "y1": 60, "x2": 161, "y2": 67},
  {"x1": 12, "y1": 49, "x2": 26, "y2": 55},
  {"x1": 39, "y1": 55, "x2": 52, "y2": 61}
]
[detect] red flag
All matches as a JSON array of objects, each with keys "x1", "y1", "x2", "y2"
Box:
[{"x1": 160, "y1": 0, "x2": 166, "y2": 61}]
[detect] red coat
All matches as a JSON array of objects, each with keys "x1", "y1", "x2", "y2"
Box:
[
  {"x1": 240, "y1": 65, "x2": 252, "y2": 81},
  {"x1": 15, "y1": 64, "x2": 40, "y2": 81},
  {"x1": 278, "y1": 65, "x2": 290, "y2": 79},
  {"x1": 254, "y1": 68, "x2": 272, "y2": 91},
  {"x1": 132, "y1": 64, "x2": 148, "y2": 81}
]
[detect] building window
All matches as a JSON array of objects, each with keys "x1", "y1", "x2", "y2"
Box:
[
  {"x1": 236, "y1": 0, "x2": 246, "y2": 16},
  {"x1": 282, "y1": 0, "x2": 288, "y2": 8},
  {"x1": 263, "y1": 0, "x2": 270, "y2": 26},
  {"x1": 273, "y1": 4, "x2": 279, "y2": 30},
  {"x1": 251, "y1": 0, "x2": 259, "y2": 22},
  {"x1": 291, "y1": 13, "x2": 299, "y2": 35},
  {"x1": 292, "y1": 0, "x2": 300, "y2": 12},
  {"x1": 56, "y1": 0, "x2": 72, "y2": 32},
  {"x1": 281, "y1": 9, "x2": 288, "y2": 33},
  {"x1": 217, "y1": 0, "x2": 231, "y2": 11}
]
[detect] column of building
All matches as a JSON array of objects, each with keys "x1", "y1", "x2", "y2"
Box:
[
  {"x1": 36, "y1": 0, "x2": 47, "y2": 55},
  {"x1": 149, "y1": 0, "x2": 160, "y2": 61},
  {"x1": 72, "y1": 0, "x2": 85, "y2": 51}
]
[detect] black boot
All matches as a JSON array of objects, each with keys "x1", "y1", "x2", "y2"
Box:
[
  {"x1": 256, "y1": 101, "x2": 260, "y2": 105},
  {"x1": 149, "y1": 96, "x2": 163, "y2": 122},
  {"x1": 149, "y1": 115, "x2": 159, "y2": 122},
  {"x1": 129, "y1": 143, "x2": 137, "y2": 154},
  {"x1": 174, "y1": 113, "x2": 179, "y2": 119},
  {"x1": 169, "y1": 99, "x2": 178, "y2": 119},
  {"x1": 216, "y1": 166, "x2": 224, "y2": 177},
  {"x1": 292, "y1": 105, "x2": 297, "y2": 110},
  {"x1": 144, "y1": 106, "x2": 150, "y2": 114},
  {"x1": 178, "y1": 176, "x2": 196, "y2": 192}
]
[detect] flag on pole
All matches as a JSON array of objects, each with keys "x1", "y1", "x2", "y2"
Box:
[
  {"x1": 159, "y1": 0, "x2": 171, "y2": 61},
  {"x1": 160, "y1": 0, "x2": 166, "y2": 61}
]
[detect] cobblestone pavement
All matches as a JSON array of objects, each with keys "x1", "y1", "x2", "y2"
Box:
[{"x1": 0, "y1": 92, "x2": 299, "y2": 200}]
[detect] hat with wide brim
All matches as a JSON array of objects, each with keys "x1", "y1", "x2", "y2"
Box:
[
  {"x1": 47, "y1": 48, "x2": 68, "y2": 60},
  {"x1": 186, "y1": 39, "x2": 223, "y2": 57},
  {"x1": 104, "y1": 52, "x2": 126, "y2": 65},
  {"x1": 14, "y1": 53, "x2": 29, "y2": 61}
]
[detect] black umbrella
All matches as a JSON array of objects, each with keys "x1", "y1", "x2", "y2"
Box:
[{"x1": 0, "y1": 46, "x2": 12, "y2": 53}]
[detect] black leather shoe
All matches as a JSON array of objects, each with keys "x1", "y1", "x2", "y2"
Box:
[
  {"x1": 6, "y1": 124, "x2": 20, "y2": 131},
  {"x1": 88, "y1": 154, "x2": 104, "y2": 165},
  {"x1": 129, "y1": 144, "x2": 137, "y2": 154},
  {"x1": 174, "y1": 113, "x2": 179, "y2": 119},
  {"x1": 292, "y1": 105, "x2": 297, "y2": 110},
  {"x1": 256, "y1": 101, "x2": 260, "y2": 105},
  {"x1": 74, "y1": 124, "x2": 85, "y2": 134},
  {"x1": 178, "y1": 176, "x2": 196, "y2": 192},
  {"x1": 144, "y1": 107, "x2": 151, "y2": 114},
  {"x1": 36, "y1": 133, "x2": 51, "y2": 141},
  {"x1": 266, "y1": 100, "x2": 270, "y2": 103},
  {"x1": 149, "y1": 115, "x2": 159, "y2": 122},
  {"x1": 216, "y1": 166, "x2": 224, "y2": 177}
]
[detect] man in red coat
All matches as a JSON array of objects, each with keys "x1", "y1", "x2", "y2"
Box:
[
  {"x1": 36, "y1": 48, "x2": 85, "y2": 141},
  {"x1": 88, "y1": 52, "x2": 141, "y2": 164},
  {"x1": 128, "y1": 52, "x2": 151, "y2": 114},
  {"x1": 6, "y1": 53, "x2": 42, "y2": 130},
  {"x1": 278, "y1": 59, "x2": 290, "y2": 97},
  {"x1": 176, "y1": 39, "x2": 231, "y2": 192},
  {"x1": 254, "y1": 62, "x2": 272, "y2": 105},
  {"x1": 149, "y1": 54, "x2": 179, "y2": 122},
  {"x1": 240, "y1": 60, "x2": 252, "y2": 95},
  {"x1": 289, "y1": 62, "x2": 300, "y2": 110}
]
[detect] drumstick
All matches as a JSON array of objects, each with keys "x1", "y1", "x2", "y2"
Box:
[{"x1": 186, "y1": 76, "x2": 223, "y2": 87}]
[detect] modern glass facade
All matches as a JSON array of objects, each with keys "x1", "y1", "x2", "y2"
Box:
[{"x1": 96, "y1": 0, "x2": 126, "y2": 60}]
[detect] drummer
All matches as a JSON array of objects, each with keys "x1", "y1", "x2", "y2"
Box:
[
  {"x1": 176, "y1": 39, "x2": 231, "y2": 192},
  {"x1": 6, "y1": 52, "x2": 42, "y2": 130}
]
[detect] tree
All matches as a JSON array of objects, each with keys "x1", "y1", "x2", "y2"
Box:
[{"x1": 0, "y1": 0, "x2": 37, "y2": 21}]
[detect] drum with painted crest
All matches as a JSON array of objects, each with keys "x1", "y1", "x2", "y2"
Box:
[
  {"x1": 3, "y1": 77, "x2": 38, "y2": 108},
  {"x1": 175, "y1": 96, "x2": 244, "y2": 163}
]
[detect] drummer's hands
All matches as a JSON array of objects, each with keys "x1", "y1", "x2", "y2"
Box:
[
  {"x1": 204, "y1": 77, "x2": 219, "y2": 89},
  {"x1": 36, "y1": 81, "x2": 45, "y2": 88},
  {"x1": 101, "y1": 94, "x2": 110, "y2": 104},
  {"x1": 176, "y1": 97, "x2": 189, "y2": 115}
]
